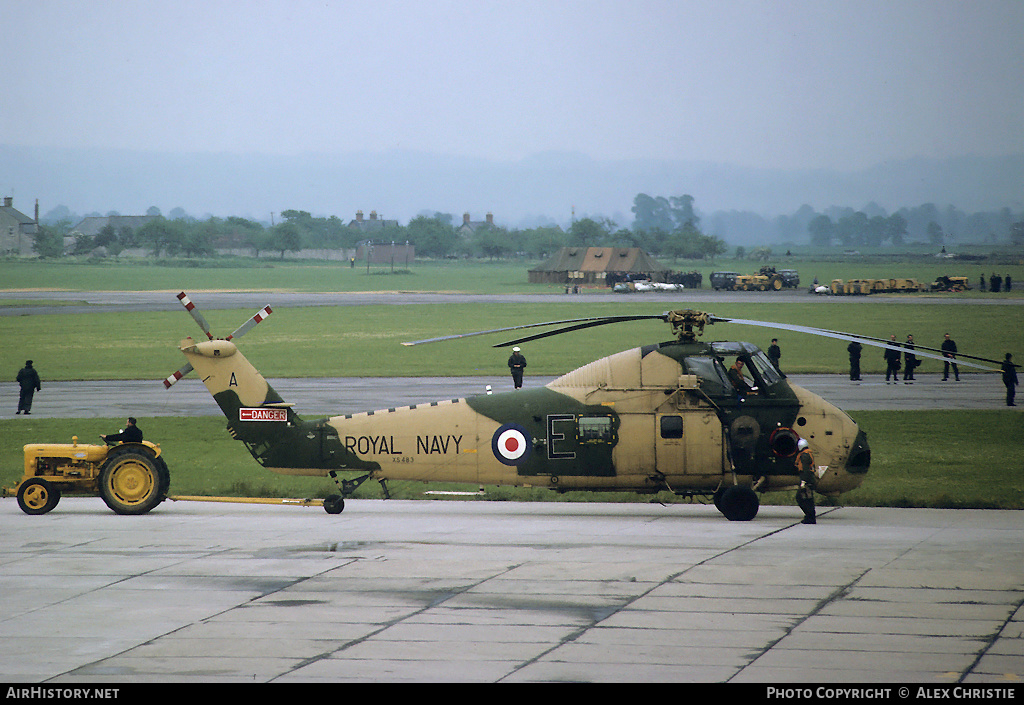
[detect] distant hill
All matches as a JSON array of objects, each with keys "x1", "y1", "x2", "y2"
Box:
[{"x1": 3, "y1": 144, "x2": 1022, "y2": 231}]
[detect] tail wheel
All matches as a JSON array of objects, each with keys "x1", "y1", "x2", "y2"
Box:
[
  {"x1": 99, "y1": 451, "x2": 169, "y2": 515},
  {"x1": 17, "y1": 478, "x2": 61, "y2": 515}
]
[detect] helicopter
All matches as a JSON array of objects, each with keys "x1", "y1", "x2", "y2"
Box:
[{"x1": 163, "y1": 293, "x2": 1005, "y2": 521}]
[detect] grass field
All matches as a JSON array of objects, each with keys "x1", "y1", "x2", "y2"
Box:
[
  {"x1": 1, "y1": 300, "x2": 1021, "y2": 380},
  {"x1": 2, "y1": 256, "x2": 1023, "y2": 296},
  {"x1": 2, "y1": 412, "x2": 1022, "y2": 510}
]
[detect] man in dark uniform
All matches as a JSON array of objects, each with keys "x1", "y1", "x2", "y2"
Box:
[
  {"x1": 903, "y1": 334, "x2": 917, "y2": 383},
  {"x1": 884, "y1": 335, "x2": 902, "y2": 384},
  {"x1": 1002, "y1": 354, "x2": 1018, "y2": 407},
  {"x1": 101, "y1": 417, "x2": 143, "y2": 444},
  {"x1": 794, "y1": 438, "x2": 817, "y2": 524},
  {"x1": 767, "y1": 339, "x2": 782, "y2": 373},
  {"x1": 507, "y1": 347, "x2": 527, "y2": 389},
  {"x1": 16, "y1": 360, "x2": 41, "y2": 415},
  {"x1": 941, "y1": 333, "x2": 959, "y2": 381},
  {"x1": 847, "y1": 340, "x2": 862, "y2": 381}
]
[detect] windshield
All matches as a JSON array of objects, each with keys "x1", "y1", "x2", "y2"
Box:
[
  {"x1": 709, "y1": 343, "x2": 784, "y2": 392},
  {"x1": 747, "y1": 350, "x2": 783, "y2": 386}
]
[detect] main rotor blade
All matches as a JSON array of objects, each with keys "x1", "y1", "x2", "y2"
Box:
[
  {"x1": 806, "y1": 327, "x2": 1014, "y2": 367},
  {"x1": 401, "y1": 315, "x2": 663, "y2": 347},
  {"x1": 176, "y1": 292, "x2": 214, "y2": 340},
  {"x1": 715, "y1": 316, "x2": 999, "y2": 371},
  {"x1": 227, "y1": 305, "x2": 273, "y2": 341},
  {"x1": 495, "y1": 315, "x2": 667, "y2": 347}
]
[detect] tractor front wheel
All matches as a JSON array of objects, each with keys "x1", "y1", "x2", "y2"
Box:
[
  {"x1": 17, "y1": 478, "x2": 61, "y2": 515},
  {"x1": 98, "y1": 451, "x2": 169, "y2": 515}
]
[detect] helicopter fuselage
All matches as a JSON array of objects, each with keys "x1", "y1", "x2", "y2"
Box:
[{"x1": 181, "y1": 335, "x2": 870, "y2": 503}]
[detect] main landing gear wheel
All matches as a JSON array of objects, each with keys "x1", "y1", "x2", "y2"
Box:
[
  {"x1": 98, "y1": 450, "x2": 169, "y2": 515},
  {"x1": 717, "y1": 486, "x2": 760, "y2": 521},
  {"x1": 17, "y1": 477, "x2": 61, "y2": 515},
  {"x1": 323, "y1": 495, "x2": 345, "y2": 514}
]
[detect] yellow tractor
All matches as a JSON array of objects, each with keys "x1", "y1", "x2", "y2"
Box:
[
  {"x1": 7, "y1": 437, "x2": 169, "y2": 515},
  {"x1": 734, "y1": 274, "x2": 770, "y2": 291}
]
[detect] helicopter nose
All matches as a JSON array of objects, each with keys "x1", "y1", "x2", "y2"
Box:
[{"x1": 846, "y1": 429, "x2": 870, "y2": 475}]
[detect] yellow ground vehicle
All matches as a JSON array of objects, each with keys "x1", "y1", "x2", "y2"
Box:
[
  {"x1": 8, "y1": 438, "x2": 169, "y2": 515},
  {"x1": 734, "y1": 274, "x2": 770, "y2": 291},
  {"x1": 930, "y1": 275, "x2": 971, "y2": 292}
]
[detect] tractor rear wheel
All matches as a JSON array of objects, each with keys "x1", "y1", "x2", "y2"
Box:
[
  {"x1": 98, "y1": 450, "x2": 169, "y2": 515},
  {"x1": 17, "y1": 478, "x2": 61, "y2": 515}
]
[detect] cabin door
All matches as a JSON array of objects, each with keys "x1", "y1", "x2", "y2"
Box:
[{"x1": 655, "y1": 410, "x2": 726, "y2": 476}]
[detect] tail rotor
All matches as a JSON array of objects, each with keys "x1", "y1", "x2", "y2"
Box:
[{"x1": 163, "y1": 293, "x2": 273, "y2": 388}]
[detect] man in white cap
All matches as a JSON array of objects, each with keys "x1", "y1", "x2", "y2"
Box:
[
  {"x1": 507, "y1": 346, "x2": 527, "y2": 389},
  {"x1": 794, "y1": 438, "x2": 817, "y2": 524}
]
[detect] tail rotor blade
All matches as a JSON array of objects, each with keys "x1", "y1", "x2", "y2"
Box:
[
  {"x1": 163, "y1": 363, "x2": 193, "y2": 389},
  {"x1": 227, "y1": 305, "x2": 273, "y2": 341},
  {"x1": 177, "y1": 292, "x2": 214, "y2": 340}
]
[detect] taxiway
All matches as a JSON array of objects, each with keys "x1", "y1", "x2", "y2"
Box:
[{"x1": 0, "y1": 499, "x2": 1020, "y2": 683}]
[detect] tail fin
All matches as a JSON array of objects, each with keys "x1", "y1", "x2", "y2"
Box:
[
  {"x1": 178, "y1": 335, "x2": 321, "y2": 469},
  {"x1": 165, "y1": 293, "x2": 305, "y2": 467},
  {"x1": 166, "y1": 294, "x2": 371, "y2": 475}
]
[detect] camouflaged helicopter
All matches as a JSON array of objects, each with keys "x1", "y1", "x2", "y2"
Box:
[{"x1": 163, "y1": 293, "x2": 1002, "y2": 521}]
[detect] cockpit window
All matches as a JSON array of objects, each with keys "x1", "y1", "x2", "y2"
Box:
[
  {"x1": 710, "y1": 343, "x2": 783, "y2": 390},
  {"x1": 748, "y1": 350, "x2": 782, "y2": 386},
  {"x1": 682, "y1": 356, "x2": 732, "y2": 396}
]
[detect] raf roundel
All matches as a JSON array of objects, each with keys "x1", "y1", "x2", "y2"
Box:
[{"x1": 492, "y1": 423, "x2": 532, "y2": 466}]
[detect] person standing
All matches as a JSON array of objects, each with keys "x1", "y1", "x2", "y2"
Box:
[
  {"x1": 884, "y1": 335, "x2": 902, "y2": 384},
  {"x1": 507, "y1": 346, "x2": 527, "y2": 389},
  {"x1": 1002, "y1": 354, "x2": 1018, "y2": 407},
  {"x1": 903, "y1": 334, "x2": 917, "y2": 383},
  {"x1": 794, "y1": 438, "x2": 817, "y2": 524},
  {"x1": 847, "y1": 340, "x2": 862, "y2": 381},
  {"x1": 767, "y1": 338, "x2": 782, "y2": 373},
  {"x1": 16, "y1": 360, "x2": 41, "y2": 415},
  {"x1": 941, "y1": 333, "x2": 959, "y2": 381}
]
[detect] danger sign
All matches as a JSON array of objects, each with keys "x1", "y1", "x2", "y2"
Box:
[{"x1": 239, "y1": 408, "x2": 288, "y2": 422}]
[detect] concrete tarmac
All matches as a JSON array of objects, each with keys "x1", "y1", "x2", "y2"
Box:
[
  {"x1": 3, "y1": 288, "x2": 1024, "y2": 318},
  {"x1": 1, "y1": 372, "x2": 1017, "y2": 419},
  {"x1": 0, "y1": 499, "x2": 1021, "y2": 683}
]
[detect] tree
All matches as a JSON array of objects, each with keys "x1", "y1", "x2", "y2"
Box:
[
  {"x1": 476, "y1": 227, "x2": 512, "y2": 259},
  {"x1": 406, "y1": 215, "x2": 458, "y2": 258},
  {"x1": 524, "y1": 226, "x2": 567, "y2": 258},
  {"x1": 808, "y1": 214, "x2": 834, "y2": 246},
  {"x1": 181, "y1": 219, "x2": 216, "y2": 257},
  {"x1": 669, "y1": 195, "x2": 699, "y2": 229},
  {"x1": 630, "y1": 194, "x2": 675, "y2": 233},
  {"x1": 33, "y1": 224, "x2": 65, "y2": 258},
  {"x1": 1011, "y1": 220, "x2": 1024, "y2": 246},
  {"x1": 568, "y1": 217, "x2": 609, "y2": 246},
  {"x1": 885, "y1": 213, "x2": 907, "y2": 245},
  {"x1": 137, "y1": 217, "x2": 184, "y2": 257},
  {"x1": 269, "y1": 221, "x2": 302, "y2": 259}
]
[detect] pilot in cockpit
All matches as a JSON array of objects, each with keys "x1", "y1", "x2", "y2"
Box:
[{"x1": 727, "y1": 358, "x2": 758, "y2": 396}]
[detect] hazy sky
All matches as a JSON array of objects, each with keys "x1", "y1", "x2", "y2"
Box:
[{"x1": 3, "y1": 0, "x2": 1022, "y2": 172}]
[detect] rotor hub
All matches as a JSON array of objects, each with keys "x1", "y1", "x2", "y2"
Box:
[{"x1": 665, "y1": 310, "x2": 713, "y2": 342}]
